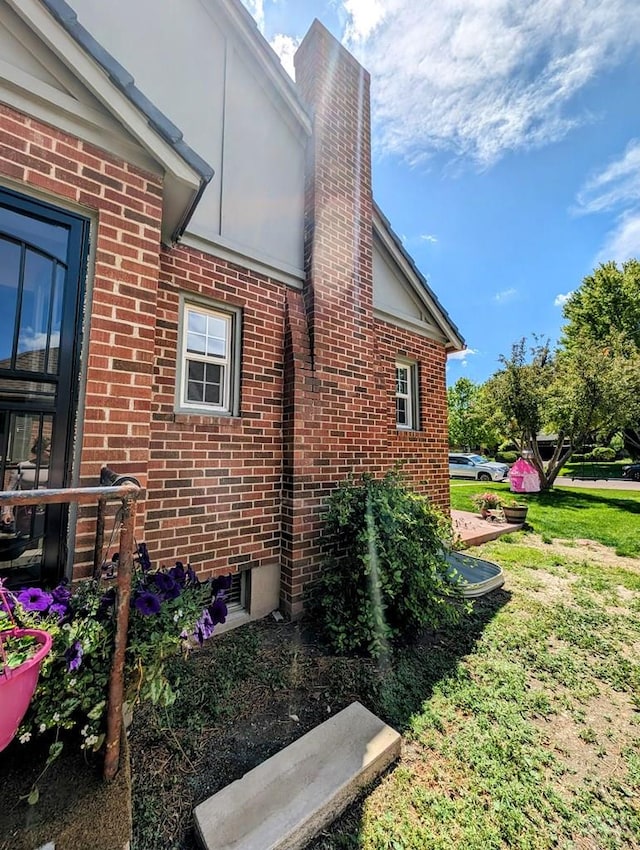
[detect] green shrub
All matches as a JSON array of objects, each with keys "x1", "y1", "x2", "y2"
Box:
[
  {"x1": 309, "y1": 472, "x2": 465, "y2": 658},
  {"x1": 495, "y1": 451, "x2": 518, "y2": 464},
  {"x1": 587, "y1": 446, "x2": 616, "y2": 461}
]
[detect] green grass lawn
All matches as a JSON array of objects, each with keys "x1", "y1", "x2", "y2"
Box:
[
  {"x1": 132, "y1": 484, "x2": 640, "y2": 850},
  {"x1": 322, "y1": 535, "x2": 640, "y2": 850},
  {"x1": 559, "y1": 460, "x2": 632, "y2": 479},
  {"x1": 450, "y1": 481, "x2": 640, "y2": 558}
]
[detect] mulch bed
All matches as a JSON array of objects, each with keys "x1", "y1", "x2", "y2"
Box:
[
  {"x1": 130, "y1": 617, "x2": 381, "y2": 850},
  {"x1": 0, "y1": 730, "x2": 131, "y2": 850}
]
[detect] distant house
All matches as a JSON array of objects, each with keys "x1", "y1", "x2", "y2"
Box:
[{"x1": 0, "y1": 0, "x2": 464, "y2": 617}]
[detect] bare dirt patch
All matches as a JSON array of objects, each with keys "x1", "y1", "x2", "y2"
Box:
[
  {"x1": 526, "y1": 535, "x2": 640, "y2": 574},
  {"x1": 536, "y1": 686, "x2": 639, "y2": 792}
]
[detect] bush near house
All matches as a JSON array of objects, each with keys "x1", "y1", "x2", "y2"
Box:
[{"x1": 309, "y1": 472, "x2": 465, "y2": 658}]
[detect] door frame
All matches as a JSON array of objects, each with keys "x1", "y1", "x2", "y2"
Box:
[{"x1": 0, "y1": 185, "x2": 89, "y2": 584}]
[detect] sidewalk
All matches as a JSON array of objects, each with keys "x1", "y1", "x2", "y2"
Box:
[
  {"x1": 451, "y1": 509, "x2": 524, "y2": 547},
  {"x1": 556, "y1": 477, "x2": 640, "y2": 490}
]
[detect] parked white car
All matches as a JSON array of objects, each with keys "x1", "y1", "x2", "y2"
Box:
[{"x1": 449, "y1": 453, "x2": 509, "y2": 482}]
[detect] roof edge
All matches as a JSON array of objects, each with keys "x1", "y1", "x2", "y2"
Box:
[
  {"x1": 373, "y1": 201, "x2": 465, "y2": 351},
  {"x1": 41, "y1": 0, "x2": 214, "y2": 184}
]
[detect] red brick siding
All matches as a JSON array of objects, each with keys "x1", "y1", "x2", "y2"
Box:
[
  {"x1": 148, "y1": 246, "x2": 286, "y2": 579},
  {"x1": 0, "y1": 77, "x2": 451, "y2": 607},
  {"x1": 374, "y1": 319, "x2": 451, "y2": 510},
  {"x1": 0, "y1": 104, "x2": 163, "y2": 577}
]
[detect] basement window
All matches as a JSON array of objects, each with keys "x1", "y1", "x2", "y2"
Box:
[
  {"x1": 176, "y1": 298, "x2": 241, "y2": 416},
  {"x1": 395, "y1": 360, "x2": 419, "y2": 430},
  {"x1": 226, "y1": 571, "x2": 249, "y2": 614}
]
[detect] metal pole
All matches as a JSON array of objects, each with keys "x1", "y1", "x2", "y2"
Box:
[
  {"x1": 93, "y1": 498, "x2": 106, "y2": 580},
  {"x1": 103, "y1": 496, "x2": 137, "y2": 781}
]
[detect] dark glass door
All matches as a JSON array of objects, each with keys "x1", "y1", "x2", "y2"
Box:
[{"x1": 0, "y1": 188, "x2": 88, "y2": 586}]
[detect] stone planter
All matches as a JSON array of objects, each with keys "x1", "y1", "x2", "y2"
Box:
[{"x1": 503, "y1": 504, "x2": 528, "y2": 524}]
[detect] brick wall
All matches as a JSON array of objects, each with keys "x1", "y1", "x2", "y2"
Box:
[
  {"x1": 148, "y1": 245, "x2": 286, "y2": 578},
  {"x1": 0, "y1": 103, "x2": 163, "y2": 578},
  {"x1": 374, "y1": 319, "x2": 451, "y2": 510},
  {"x1": 278, "y1": 23, "x2": 451, "y2": 615},
  {"x1": 0, "y1": 69, "x2": 451, "y2": 606}
]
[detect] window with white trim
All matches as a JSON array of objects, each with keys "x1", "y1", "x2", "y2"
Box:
[
  {"x1": 395, "y1": 360, "x2": 419, "y2": 429},
  {"x1": 177, "y1": 300, "x2": 240, "y2": 415}
]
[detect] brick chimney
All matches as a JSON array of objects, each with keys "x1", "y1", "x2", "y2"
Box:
[{"x1": 280, "y1": 22, "x2": 378, "y2": 616}]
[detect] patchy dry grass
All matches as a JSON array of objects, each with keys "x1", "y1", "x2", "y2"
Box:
[
  {"x1": 131, "y1": 528, "x2": 640, "y2": 850},
  {"x1": 310, "y1": 535, "x2": 640, "y2": 850}
]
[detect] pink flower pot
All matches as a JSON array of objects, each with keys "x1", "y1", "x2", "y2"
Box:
[{"x1": 0, "y1": 628, "x2": 52, "y2": 751}]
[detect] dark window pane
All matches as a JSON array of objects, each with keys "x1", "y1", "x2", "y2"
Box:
[
  {"x1": 204, "y1": 383, "x2": 221, "y2": 404},
  {"x1": 0, "y1": 238, "x2": 21, "y2": 365},
  {"x1": 47, "y1": 265, "x2": 65, "y2": 374},
  {"x1": 396, "y1": 397, "x2": 407, "y2": 425},
  {"x1": 188, "y1": 361, "x2": 204, "y2": 382},
  {"x1": 0, "y1": 205, "x2": 69, "y2": 263},
  {"x1": 204, "y1": 363, "x2": 222, "y2": 385},
  {"x1": 187, "y1": 381, "x2": 204, "y2": 402},
  {"x1": 17, "y1": 250, "x2": 54, "y2": 373}
]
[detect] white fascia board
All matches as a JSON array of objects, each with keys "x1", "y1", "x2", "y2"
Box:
[
  {"x1": 0, "y1": 63, "x2": 161, "y2": 173},
  {"x1": 7, "y1": 0, "x2": 201, "y2": 191},
  {"x1": 373, "y1": 210, "x2": 465, "y2": 351}
]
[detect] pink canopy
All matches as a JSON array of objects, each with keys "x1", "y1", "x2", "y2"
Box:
[{"x1": 509, "y1": 458, "x2": 540, "y2": 493}]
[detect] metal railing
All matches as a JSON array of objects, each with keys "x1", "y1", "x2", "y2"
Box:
[{"x1": 0, "y1": 466, "x2": 143, "y2": 781}]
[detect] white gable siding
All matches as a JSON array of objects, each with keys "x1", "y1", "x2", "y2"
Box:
[
  {"x1": 68, "y1": 0, "x2": 306, "y2": 279},
  {"x1": 373, "y1": 236, "x2": 445, "y2": 342}
]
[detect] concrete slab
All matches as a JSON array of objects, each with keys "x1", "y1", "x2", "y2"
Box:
[{"x1": 193, "y1": 702, "x2": 401, "y2": 850}]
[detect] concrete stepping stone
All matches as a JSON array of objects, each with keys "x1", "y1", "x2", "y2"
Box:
[{"x1": 194, "y1": 701, "x2": 401, "y2": 850}]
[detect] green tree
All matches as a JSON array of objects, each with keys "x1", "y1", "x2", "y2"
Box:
[
  {"x1": 486, "y1": 337, "x2": 640, "y2": 489},
  {"x1": 563, "y1": 260, "x2": 640, "y2": 456},
  {"x1": 562, "y1": 260, "x2": 640, "y2": 349},
  {"x1": 447, "y1": 377, "x2": 499, "y2": 451}
]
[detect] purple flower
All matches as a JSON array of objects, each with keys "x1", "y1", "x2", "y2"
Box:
[
  {"x1": 194, "y1": 609, "x2": 215, "y2": 645},
  {"x1": 211, "y1": 574, "x2": 232, "y2": 595},
  {"x1": 49, "y1": 602, "x2": 68, "y2": 620},
  {"x1": 209, "y1": 597, "x2": 228, "y2": 626},
  {"x1": 98, "y1": 587, "x2": 116, "y2": 619},
  {"x1": 16, "y1": 587, "x2": 53, "y2": 612},
  {"x1": 137, "y1": 543, "x2": 151, "y2": 572},
  {"x1": 152, "y1": 572, "x2": 181, "y2": 600},
  {"x1": 51, "y1": 583, "x2": 71, "y2": 604},
  {"x1": 133, "y1": 590, "x2": 162, "y2": 616},
  {"x1": 169, "y1": 562, "x2": 186, "y2": 587},
  {"x1": 65, "y1": 640, "x2": 83, "y2": 672}
]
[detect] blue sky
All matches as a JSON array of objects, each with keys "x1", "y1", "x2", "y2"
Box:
[{"x1": 242, "y1": 0, "x2": 640, "y2": 385}]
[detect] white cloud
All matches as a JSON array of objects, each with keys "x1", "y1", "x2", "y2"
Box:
[
  {"x1": 242, "y1": 0, "x2": 265, "y2": 33},
  {"x1": 575, "y1": 140, "x2": 640, "y2": 262},
  {"x1": 270, "y1": 33, "x2": 299, "y2": 79},
  {"x1": 494, "y1": 287, "x2": 517, "y2": 303},
  {"x1": 420, "y1": 233, "x2": 438, "y2": 243},
  {"x1": 576, "y1": 140, "x2": 640, "y2": 214},
  {"x1": 597, "y1": 212, "x2": 640, "y2": 263},
  {"x1": 554, "y1": 292, "x2": 573, "y2": 307},
  {"x1": 343, "y1": 0, "x2": 387, "y2": 43},
  {"x1": 339, "y1": 0, "x2": 640, "y2": 166},
  {"x1": 448, "y1": 347, "x2": 478, "y2": 368}
]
